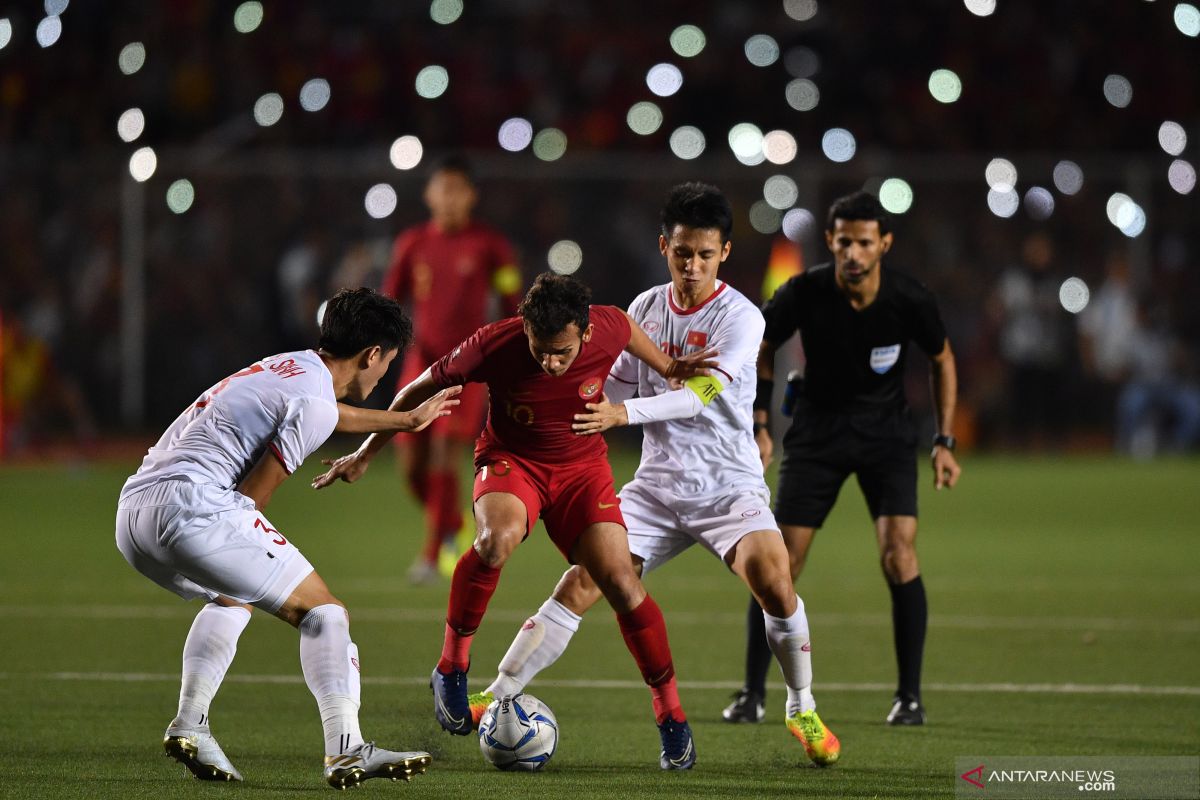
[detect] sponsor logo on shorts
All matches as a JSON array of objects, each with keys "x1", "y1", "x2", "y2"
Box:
[
  {"x1": 801, "y1": 642, "x2": 812, "y2": 652},
  {"x1": 578, "y1": 377, "x2": 603, "y2": 400},
  {"x1": 869, "y1": 344, "x2": 901, "y2": 374}
]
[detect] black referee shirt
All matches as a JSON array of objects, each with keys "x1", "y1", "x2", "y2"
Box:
[{"x1": 762, "y1": 263, "x2": 947, "y2": 413}]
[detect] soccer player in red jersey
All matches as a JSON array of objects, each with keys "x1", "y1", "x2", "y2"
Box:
[
  {"x1": 381, "y1": 156, "x2": 523, "y2": 584},
  {"x1": 316, "y1": 272, "x2": 715, "y2": 769}
]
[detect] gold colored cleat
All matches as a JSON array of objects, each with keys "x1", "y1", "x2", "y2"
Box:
[
  {"x1": 163, "y1": 733, "x2": 243, "y2": 781},
  {"x1": 323, "y1": 747, "x2": 431, "y2": 789}
]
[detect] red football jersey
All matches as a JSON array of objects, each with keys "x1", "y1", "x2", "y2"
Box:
[
  {"x1": 381, "y1": 220, "x2": 521, "y2": 362},
  {"x1": 430, "y1": 305, "x2": 632, "y2": 464}
]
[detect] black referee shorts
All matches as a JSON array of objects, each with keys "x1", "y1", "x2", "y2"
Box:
[{"x1": 774, "y1": 408, "x2": 918, "y2": 528}]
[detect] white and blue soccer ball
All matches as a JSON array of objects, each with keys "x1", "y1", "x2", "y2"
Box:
[{"x1": 478, "y1": 693, "x2": 558, "y2": 771}]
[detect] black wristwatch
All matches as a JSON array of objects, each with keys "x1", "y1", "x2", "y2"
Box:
[{"x1": 932, "y1": 434, "x2": 956, "y2": 452}]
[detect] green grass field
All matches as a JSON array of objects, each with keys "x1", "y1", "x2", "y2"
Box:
[{"x1": 1, "y1": 447, "x2": 1197, "y2": 799}]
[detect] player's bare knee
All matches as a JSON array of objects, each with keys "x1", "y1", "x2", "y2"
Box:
[
  {"x1": 473, "y1": 526, "x2": 519, "y2": 567},
  {"x1": 553, "y1": 565, "x2": 602, "y2": 615},
  {"x1": 880, "y1": 544, "x2": 918, "y2": 583}
]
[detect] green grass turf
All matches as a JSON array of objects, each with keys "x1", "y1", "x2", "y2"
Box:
[{"x1": 0, "y1": 447, "x2": 1197, "y2": 799}]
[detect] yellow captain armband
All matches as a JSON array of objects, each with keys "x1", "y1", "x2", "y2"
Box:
[
  {"x1": 491, "y1": 264, "x2": 522, "y2": 296},
  {"x1": 685, "y1": 375, "x2": 724, "y2": 406}
]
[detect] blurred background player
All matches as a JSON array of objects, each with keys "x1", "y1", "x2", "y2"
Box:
[
  {"x1": 314, "y1": 272, "x2": 716, "y2": 770},
  {"x1": 381, "y1": 155, "x2": 523, "y2": 584},
  {"x1": 114, "y1": 288, "x2": 458, "y2": 787},
  {"x1": 731, "y1": 191, "x2": 962, "y2": 727},
  {"x1": 467, "y1": 182, "x2": 840, "y2": 767}
]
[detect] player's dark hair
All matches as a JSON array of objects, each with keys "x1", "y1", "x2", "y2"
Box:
[
  {"x1": 318, "y1": 287, "x2": 413, "y2": 358},
  {"x1": 827, "y1": 190, "x2": 891, "y2": 235},
  {"x1": 427, "y1": 153, "x2": 475, "y2": 184},
  {"x1": 518, "y1": 272, "x2": 591, "y2": 340},
  {"x1": 660, "y1": 181, "x2": 734, "y2": 243}
]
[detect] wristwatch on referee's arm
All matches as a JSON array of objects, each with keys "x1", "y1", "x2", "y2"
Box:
[{"x1": 932, "y1": 433, "x2": 956, "y2": 453}]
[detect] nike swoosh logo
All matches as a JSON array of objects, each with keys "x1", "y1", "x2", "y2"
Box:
[
  {"x1": 598, "y1": 501, "x2": 618, "y2": 509},
  {"x1": 435, "y1": 689, "x2": 466, "y2": 727},
  {"x1": 668, "y1": 739, "x2": 694, "y2": 767}
]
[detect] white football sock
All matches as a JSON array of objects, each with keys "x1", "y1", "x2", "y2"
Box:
[
  {"x1": 299, "y1": 604, "x2": 364, "y2": 756},
  {"x1": 487, "y1": 597, "x2": 581, "y2": 698},
  {"x1": 172, "y1": 603, "x2": 251, "y2": 730},
  {"x1": 764, "y1": 596, "x2": 816, "y2": 716}
]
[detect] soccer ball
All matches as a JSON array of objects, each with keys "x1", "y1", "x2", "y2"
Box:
[{"x1": 478, "y1": 693, "x2": 558, "y2": 771}]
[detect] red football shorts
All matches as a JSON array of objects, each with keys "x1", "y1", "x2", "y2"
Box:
[
  {"x1": 398, "y1": 350, "x2": 487, "y2": 441},
  {"x1": 472, "y1": 449, "x2": 626, "y2": 562}
]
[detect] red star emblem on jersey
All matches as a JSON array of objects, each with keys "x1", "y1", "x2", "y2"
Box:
[{"x1": 686, "y1": 330, "x2": 708, "y2": 348}]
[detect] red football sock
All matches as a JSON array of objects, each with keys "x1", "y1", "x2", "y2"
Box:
[
  {"x1": 437, "y1": 547, "x2": 501, "y2": 673},
  {"x1": 421, "y1": 471, "x2": 456, "y2": 564},
  {"x1": 616, "y1": 594, "x2": 685, "y2": 723},
  {"x1": 434, "y1": 470, "x2": 464, "y2": 547}
]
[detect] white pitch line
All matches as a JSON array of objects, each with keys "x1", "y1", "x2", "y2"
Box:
[
  {"x1": 2, "y1": 605, "x2": 1196, "y2": 633},
  {"x1": 2, "y1": 671, "x2": 1197, "y2": 697}
]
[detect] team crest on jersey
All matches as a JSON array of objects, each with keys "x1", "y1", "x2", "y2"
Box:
[
  {"x1": 643, "y1": 320, "x2": 660, "y2": 333},
  {"x1": 578, "y1": 377, "x2": 603, "y2": 400},
  {"x1": 869, "y1": 344, "x2": 901, "y2": 374}
]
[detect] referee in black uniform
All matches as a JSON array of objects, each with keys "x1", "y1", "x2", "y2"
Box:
[{"x1": 723, "y1": 190, "x2": 961, "y2": 726}]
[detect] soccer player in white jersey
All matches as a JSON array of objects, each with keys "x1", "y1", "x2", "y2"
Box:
[
  {"x1": 467, "y1": 183, "x2": 840, "y2": 766},
  {"x1": 115, "y1": 288, "x2": 460, "y2": 789}
]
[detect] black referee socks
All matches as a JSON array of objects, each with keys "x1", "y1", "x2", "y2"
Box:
[{"x1": 888, "y1": 575, "x2": 928, "y2": 701}]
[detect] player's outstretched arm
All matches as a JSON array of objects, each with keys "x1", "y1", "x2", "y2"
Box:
[
  {"x1": 621, "y1": 310, "x2": 719, "y2": 381},
  {"x1": 929, "y1": 339, "x2": 962, "y2": 490},
  {"x1": 334, "y1": 386, "x2": 461, "y2": 434}
]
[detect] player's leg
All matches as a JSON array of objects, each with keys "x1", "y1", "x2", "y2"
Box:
[
  {"x1": 273, "y1": 572, "x2": 432, "y2": 788},
  {"x1": 727, "y1": 528, "x2": 838, "y2": 766},
  {"x1": 426, "y1": 435, "x2": 469, "y2": 576},
  {"x1": 403, "y1": 432, "x2": 439, "y2": 584}
]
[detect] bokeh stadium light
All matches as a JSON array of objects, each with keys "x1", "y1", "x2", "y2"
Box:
[
  {"x1": 744, "y1": 35, "x2": 780, "y2": 67},
  {"x1": 879, "y1": 179, "x2": 914, "y2": 214},
  {"x1": 233, "y1": 2, "x2": 263, "y2": 33},
  {"x1": 415, "y1": 66, "x2": 449, "y2": 99},
  {"x1": 1168, "y1": 159, "x2": 1196, "y2": 194},
  {"x1": 761, "y1": 130, "x2": 798, "y2": 165},
  {"x1": 128, "y1": 147, "x2": 157, "y2": 182},
  {"x1": 783, "y1": 0, "x2": 819, "y2": 22},
  {"x1": 627, "y1": 102, "x2": 663, "y2": 136},
  {"x1": 389, "y1": 136, "x2": 423, "y2": 170},
  {"x1": 668, "y1": 24, "x2": 705, "y2": 57},
  {"x1": 928, "y1": 69, "x2": 962, "y2": 104},
  {"x1": 364, "y1": 184, "x2": 397, "y2": 219},
  {"x1": 1052, "y1": 160, "x2": 1084, "y2": 195},
  {"x1": 782, "y1": 208, "x2": 817, "y2": 242},
  {"x1": 821, "y1": 128, "x2": 856, "y2": 162},
  {"x1": 547, "y1": 240, "x2": 583, "y2": 274},
  {"x1": 253, "y1": 93, "x2": 284, "y2": 127},
  {"x1": 785, "y1": 78, "x2": 820, "y2": 111},
  {"x1": 763, "y1": 175, "x2": 799, "y2": 210},
  {"x1": 1058, "y1": 277, "x2": 1090, "y2": 314},
  {"x1": 166, "y1": 180, "x2": 195, "y2": 214},
  {"x1": 783, "y1": 46, "x2": 820, "y2": 79},
  {"x1": 749, "y1": 200, "x2": 783, "y2": 234},
  {"x1": 117, "y1": 42, "x2": 145, "y2": 74},
  {"x1": 1024, "y1": 187, "x2": 1055, "y2": 220},
  {"x1": 498, "y1": 118, "x2": 533, "y2": 152},
  {"x1": 117, "y1": 108, "x2": 144, "y2": 143},
  {"x1": 1158, "y1": 121, "x2": 1187, "y2": 156},
  {"x1": 430, "y1": 0, "x2": 464, "y2": 25},
  {"x1": 646, "y1": 64, "x2": 683, "y2": 97},
  {"x1": 669, "y1": 126, "x2": 705, "y2": 160},
  {"x1": 532, "y1": 128, "x2": 567, "y2": 161},
  {"x1": 299, "y1": 79, "x2": 331, "y2": 113}
]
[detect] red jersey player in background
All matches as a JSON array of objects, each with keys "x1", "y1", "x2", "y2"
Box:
[
  {"x1": 315, "y1": 273, "x2": 716, "y2": 770},
  {"x1": 381, "y1": 155, "x2": 523, "y2": 584}
]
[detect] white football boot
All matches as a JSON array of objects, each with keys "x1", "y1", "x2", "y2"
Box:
[
  {"x1": 323, "y1": 742, "x2": 432, "y2": 789},
  {"x1": 163, "y1": 723, "x2": 243, "y2": 781}
]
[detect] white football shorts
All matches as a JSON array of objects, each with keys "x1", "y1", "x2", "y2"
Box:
[
  {"x1": 115, "y1": 480, "x2": 314, "y2": 613},
  {"x1": 618, "y1": 478, "x2": 780, "y2": 574}
]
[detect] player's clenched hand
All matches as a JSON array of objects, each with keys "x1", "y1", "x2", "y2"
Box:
[
  {"x1": 403, "y1": 386, "x2": 462, "y2": 433},
  {"x1": 931, "y1": 447, "x2": 961, "y2": 490},
  {"x1": 663, "y1": 347, "x2": 720, "y2": 382},
  {"x1": 756, "y1": 426, "x2": 773, "y2": 471},
  {"x1": 311, "y1": 452, "x2": 369, "y2": 489},
  {"x1": 572, "y1": 393, "x2": 628, "y2": 435}
]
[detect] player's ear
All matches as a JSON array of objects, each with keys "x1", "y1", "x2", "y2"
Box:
[
  {"x1": 720, "y1": 239, "x2": 732, "y2": 262},
  {"x1": 659, "y1": 234, "x2": 669, "y2": 257},
  {"x1": 880, "y1": 232, "x2": 894, "y2": 253},
  {"x1": 824, "y1": 228, "x2": 835, "y2": 253},
  {"x1": 582, "y1": 323, "x2": 594, "y2": 343},
  {"x1": 360, "y1": 345, "x2": 382, "y2": 369}
]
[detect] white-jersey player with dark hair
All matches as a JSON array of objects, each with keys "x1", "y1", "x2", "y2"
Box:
[
  {"x1": 466, "y1": 183, "x2": 840, "y2": 767},
  {"x1": 115, "y1": 287, "x2": 459, "y2": 788}
]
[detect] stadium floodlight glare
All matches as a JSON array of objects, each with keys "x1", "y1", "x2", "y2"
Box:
[
  {"x1": 879, "y1": 178, "x2": 914, "y2": 213},
  {"x1": 646, "y1": 63, "x2": 683, "y2": 97},
  {"x1": 389, "y1": 135, "x2": 424, "y2": 170},
  {"x1": 129, "y1": 147, "x2": 157, "y2": 183},
  {"x1": 785, "y1": 78, "x2": 820, "y2": 111},
  {"x1": 415, "y1": 65, "x2": 449, "y2": 99},
  {"x1": 1105, "y1": 193, "x2": 1134, "y2": 227},
  {"x1": 430, "y1": 0, "x2": 464, "y2": 25},
  {"x1": 1157, "y1": 121, "x2": 1187, "y2": 156},
  {"x1": 784, "y1": 46, "x2": 820, "y2": 79},
  {"x1": 782, "y1": 208, "x2": 817, "y2": 241},
  {"x1": 0, "y1": 19, "x2": 10, "y2": 51},
  {"x1": 1103, "y1": 74, "x2": 1132, "y2": 108},
  {"x1": 821, "y1": 128, "x2": 856, "y2": 162},
  {"x1": 532, "y1": 128, "x2": 568, "y2": 161},
  {"x1": 728, "y1": 123, "x2": 764, "y2": 159},
  {"x1": 1175, "y1": 3, "x2": 1200, "y2": 36},
  {"x1": 1168, "y1": 159, "x2": 1196, "y2": 194},
  {"x1": 364, "y1": 184, "x2": 397, "y2": 219},
  {"x1": 118, "y1": 42, "x2": 145, "y2": 75},
  {"x1": 1052, "y1": 160, "x2": 1084, "y2": 195},
  {"x1": 627, "y1": 102, "x2": 663, "y2": 136},
  {"x1": 928, "y1": 69, "x2": 962, "y2": 103},
  {"x1": 744, "y1": 34, "x2": 780, "y2": 67},
  {"x1": 299, "y1": 79, "x2": 331, "y2": 112},
  {"x1": 117, "y1": 108, "x2": 145, "y2": 143},
  {"x1": 1024, "y1": 186, "x2": 1055, "y2": 220},
  {"x1": 547, "y1": 240, "x2": 583, "y2": 274},
  {"x1": 783, "y1": 0, "x2": 819, "y2": 22},
  {"x1": 166, "y1": 180, "x2": 195, "y2": 214},
  {"x1": 233, "y1": 1, "x2": 263, "y2": 33},
  {"x1": 749, "y1": 200, "x2": 783, "y2": 234},
  {"x1": 36, "y1": 15, "x2": 61, "y2": 48},
  {"x1": 762, "y1": 130, "x2": 798, "y2": 164},
  {"x1": 1058, "y1": 278, "x2": 1090, "y2": 314},
  {"x1": 669, "y1": 24, "x2": 706, "y2": 57},
  {"x1": 44, "y1": 0, "x2": 68, "y2": 16},
  {"x1": 764, "y1": 175, "x2": 799, "y2": 210},
  {"x1": 985, "y1": 157, "x2": 1018, "y2": 192},
  {"x1": 669, "y1": 126, "x2": 706, "y2": 160},
  {"x1": 963, "y1": 0, "x2": 995, "y2": 16},
  {"x1": 498, "y1": 118, "x2": 533, "y2": 152},
  {"x1": 986, "y1": 187, "x2": 1019, "y2": 217},
  {"x1": 253, "y1": 93, "x2": 284, "y2": 127},
  {"x1": 736, "y1": 150, "x2": 766, "y2": 166}
]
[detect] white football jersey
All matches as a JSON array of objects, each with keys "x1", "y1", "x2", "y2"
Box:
[
  {"x1": 611, "y1": 281, "x2": 767, "y2": 496},
  {"x1": 120, "y1": 349, "x2": 339, "y2": 501}
]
